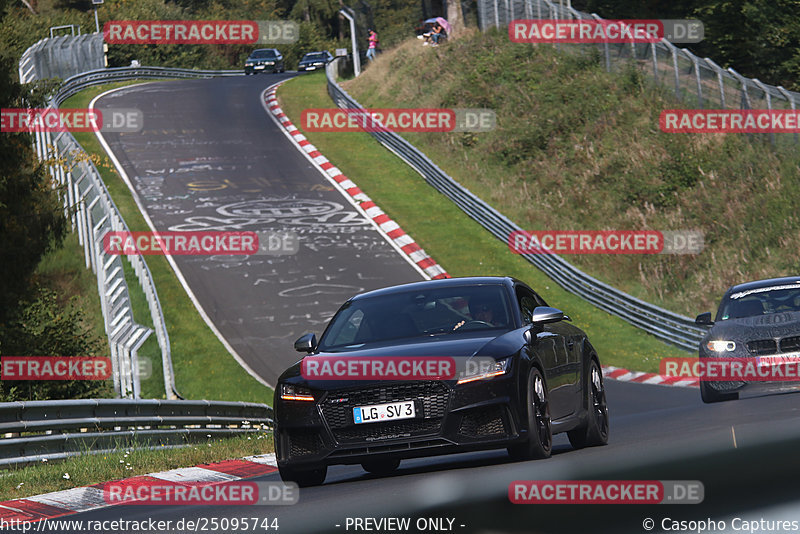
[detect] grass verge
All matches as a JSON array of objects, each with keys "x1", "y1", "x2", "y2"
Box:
[
  {"x1": 277, "y1": 71, "x2": 687, "y2": 372},
  {"x1": 0, "y1": 432, "x2": 274, "y2": 502},
  {"x1": 62, "y1": 81, "x2": 272, "y2": 402}
]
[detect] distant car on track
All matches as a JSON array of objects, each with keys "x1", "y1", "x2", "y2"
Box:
[
  {"x1": 696, "y1": 276, "x2": 800, "y2": 403},
  {"x1": 244, "y1": 48, "x2": 284, "y2": 74},
  {"x1": 273, "y1": 276, "x2": 609, "y2": 486},
  {"x1": 297, "y1": 51, "x2": 334, "y2": 71}
]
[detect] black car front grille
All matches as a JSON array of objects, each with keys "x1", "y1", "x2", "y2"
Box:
[
  {"x1": 779, "y1": 336, "x2": 800, "y2": 353},
  {"x1": 320, "y1": 382, "x2": 451, "y2": 443},
  {"x1": 747, "y1": 339, "x2": 778, "y2": 355},
  {"x1": 458, "y1": 405, "x2": 509, "y2": 439},
  {"x1": 288, "y1": 429, "x2": 323, "y2": 457}
]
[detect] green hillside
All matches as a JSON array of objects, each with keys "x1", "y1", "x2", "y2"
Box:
[{"x1": 343, "y1": 29, "x2": 800, "y2": 316}]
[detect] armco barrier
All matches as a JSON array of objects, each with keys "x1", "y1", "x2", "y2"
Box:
[
  {"x1": 25, "y1": 65, "x2": 244, "y2": 400},
  {"x1": 325, "y1": 59, "x2": 705, "y2": 351},
  {"x1": 0, "y1": 399, "x2": 272, "y2": 468}
]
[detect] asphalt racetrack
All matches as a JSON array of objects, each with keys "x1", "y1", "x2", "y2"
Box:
[
  {"x1": 94, "y1": 74, "x2": 423, "y2": 386},
  {"x1": 82, "y1": 75, "x2": 800, "y2": 533}
]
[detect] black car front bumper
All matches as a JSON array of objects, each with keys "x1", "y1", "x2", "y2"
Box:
[{"x1": 274, "y1": 378, "x2": 526, "y2": 468}]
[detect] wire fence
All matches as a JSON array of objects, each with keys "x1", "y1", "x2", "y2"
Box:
[{"x1": 477, "y1": 0, "x2": 800, "y2": 147}]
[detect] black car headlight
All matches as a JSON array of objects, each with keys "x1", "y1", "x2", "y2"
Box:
[
  {"x1": 280, "y1": 383, "x2": 315, "y2": 401},
  {"x1": 456, "y1": 357, "x2": 512, "y2": 385}
]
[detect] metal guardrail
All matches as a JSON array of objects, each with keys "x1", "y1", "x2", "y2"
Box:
[
  {"x1": 52, "y1": 66, "x2": 243, "y2": 106},
  {"x1": 33, "y1": 123, "x2": 159, "y2": 399},
  {"x1": 0, "y1": 399, "x2": 272, "y2": 468},
  {"x1": 325, "y1": 59, "x2": 705, "y2": 351},
  {"x1": 477, "y1": 0, "x2": 800, "y2": 147},
  {"x1": 26, "y1": 65, "x2": 244, "y2": 400}
]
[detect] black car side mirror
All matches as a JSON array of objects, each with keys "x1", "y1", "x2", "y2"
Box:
[
  {"x1": 695, "y1": 312, "x2": 714, "y2": 326},
  {"x1": 531, "y1": 307, "x2": 566, "y2": 325},
  {"x1": 294, "y1": 333, "x2": 317, "y2": 353}
]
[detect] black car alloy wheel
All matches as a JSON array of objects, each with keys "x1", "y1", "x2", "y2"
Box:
[
  {"x1": 509, "y1": 366, "x2": 552, "y2": 460},
  {"x1": 568, "y1": 359, "x2": 609, "y2": 448}
]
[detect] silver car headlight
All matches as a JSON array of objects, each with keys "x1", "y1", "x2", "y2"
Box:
[{"x1": 706, "y1": 340, "x2": 736, "y2": 352}]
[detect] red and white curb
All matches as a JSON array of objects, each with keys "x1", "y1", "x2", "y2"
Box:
[
  {"x1": 0, "y1": 453, "x2": 278, "y2": 524},
  {"x1": 602, "y1": 365, "x2": 699, "y2": 388},
  {"x1": 262, "y1": 84, "x2": 449, "y2": 281}
]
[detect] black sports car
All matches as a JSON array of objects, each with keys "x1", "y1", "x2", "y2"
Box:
[
  {"x1": 273, "y1": 276, "x2": 609, "y2": 486},
  {"x1": 696, "y1": 276, "x2": 800, "y2": 403},
  {"x1": 297, "y1": 51, "x2": 333, "y2": 71},
  {"x1": 244, "y1": 48, "x2": 285, "y2": 74}
]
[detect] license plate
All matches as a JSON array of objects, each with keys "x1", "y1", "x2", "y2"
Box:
[
  {"x1": 758, "y1": 353, "x2": 800, "y2": 367},
  {"x1": 307, "y1": 66, "x2": 316, "y2": 70},
  {"x1": 353, "y1": 401, "x2": 415, "y2": 424},
  {"x1": 254, "y1": 65, "x2": 265, "y2": 69}
]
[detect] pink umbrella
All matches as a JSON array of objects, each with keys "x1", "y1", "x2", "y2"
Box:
[{"x1": 435, "y1": 17, "x2": 452, "y2": 34}]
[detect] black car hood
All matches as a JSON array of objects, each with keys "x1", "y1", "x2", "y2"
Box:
[
  {"x1": 707, "y1": 311, "x2": 800, "y2": 341},
  {"x1": 279, "y1": 328, "x2": 526, "y2": 387}
]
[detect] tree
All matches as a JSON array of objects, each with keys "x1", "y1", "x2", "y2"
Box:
[
  {"x1": 0, "y1": 2, "x2": 67, "y2": 325},
  {"x1": 445, "y1": 0, "x2": 463, "y2": 35}
]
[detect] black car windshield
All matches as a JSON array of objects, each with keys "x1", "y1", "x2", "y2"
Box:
[
  {"x1": 717, "y1": 283, "x2": 800, "y2": 320},
  {"x1": 250, "y1": 50, "x2": 277, "y2": 59},
  {"x1": 319, "y1": 285, "x2": 513, "y2": 349},
  {"x1": 302, "y1": 53, "x2": 327, "y2": 61}
]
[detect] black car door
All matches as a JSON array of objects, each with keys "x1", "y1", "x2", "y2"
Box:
[{"x1": 516, "y1": 286, "x2": 576, "y2": 419}]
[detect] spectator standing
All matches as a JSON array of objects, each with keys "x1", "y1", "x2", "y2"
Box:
[{"x1": 367, "y1": 29, "x2": 379, "y2": 62}]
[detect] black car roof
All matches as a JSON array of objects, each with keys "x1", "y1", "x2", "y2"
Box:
[
  {"x1": 726, "y1": 276, "x2": 800, "y2": 295},
  {"x1": 350, "y1": 276, "x2": 519, "y2": 301}
]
